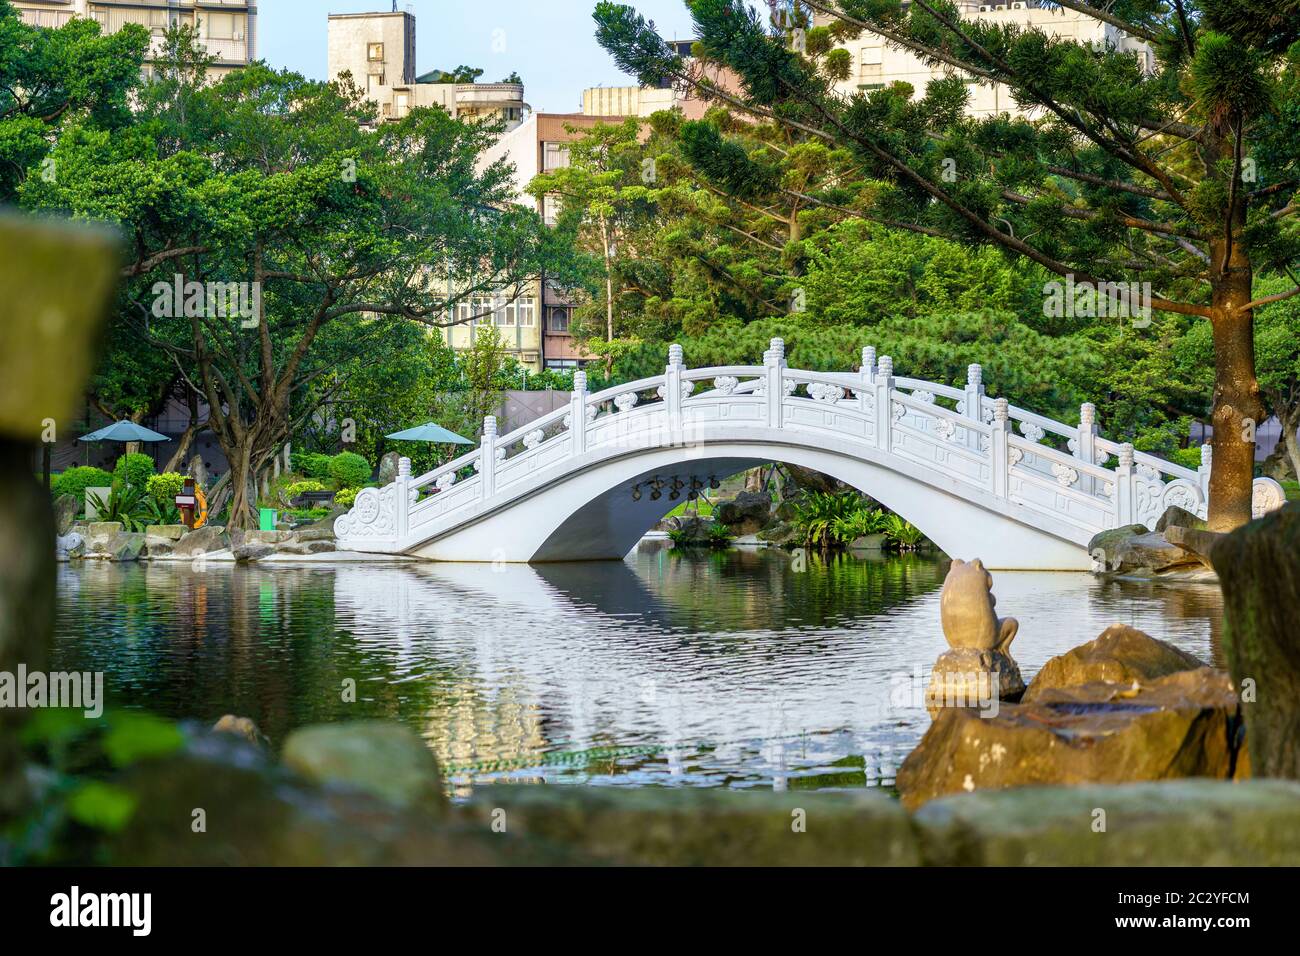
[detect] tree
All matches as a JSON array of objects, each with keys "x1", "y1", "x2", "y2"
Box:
[
  {"x1": 594, "y1": 0, "x2": 1300, "y2": 530},
  {"x1": 528, "y1": 118, "x2": 662, "y2": 371},
  {"x1": 18, "y1": 27, "x2": 555, "y2": 527}
]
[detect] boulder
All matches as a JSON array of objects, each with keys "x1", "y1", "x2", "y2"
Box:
[
  {"x1": 1112, "y1": 531, "x2": 1200, "y2": 574},
  {"x1": 1212, "y1": 502, "x2": 1300, "y2": 777},
  {"x1": 666, "y1": 514, "x2": 716, "y2": 544},
  {"x1": 84, "y1": 521, "x2": 123, "y2": 555},
  {"x1": 275, "y1": 539, "x2": 337, "y2": 556},
  {"x1": 1154, "y1": 504, "x2": 1207, "y2": 534},
  {"x1": 1086, "y1": 523, "x2": 1148, "y2": 571},
  {"x1": 1162, "y1": 525, "x2": 1225, "y2": 569},
  {"x1": 378, "y1": 451, "x2": 401, "y2": 486},
  {"x1": 466, "y1": 785, "x2": 917, "y2": 866},
  {"x1": 108, "y1": 531, "x2": 147, "y2": 562},
  {"x1": 758, "y1": 522, "x2": 798, "y2": 547},
  {"x1": 53, "y1": 494, "x2": 79, "y2": 536},
  {"x1": 713, "y1": 491, "x2": 772, "y2": 536},
  {"x1": 914, "y1": 779, "x2": 1300, "y2": 866},
  {"x1": 1262, "y1": 444, "x2": 1296, "y2": 482},
  {"x1": 233, "y1": 542, "x2": 274, "y2": 563},
  {"x1": 212, "y1": 715, "x2": 270, "y2": 750},
  {"x1": 294, "y1": 515, "x2": 339, "y2": 542},
  {"x1": 281, "y1": 721, "x2": 446, "y2": 815},
  {"x1": 55, "y1": 532, "x2": 85, "y2": 562},
  {"x1": 927, "y1": 647, "x2": 1024, "y2": 717},
  {"x1": 849, "y1": 533, "x2": 888, "y2": 551},
  {"x1": 143, "y1": 535, "x2": 175, "y2": 558},
  {"x1": 1023, "y1": 624, "x2": 1204, "y2": 701},
  {"x1": 172, "y1": 525, "x2": 229, "y2": 557},
  {"x1": 896, "y1": 667, "x2": 1241, "y2": 810},
  {"x1": 147, "y1": 524, "x2": 188, "y2": 541}
]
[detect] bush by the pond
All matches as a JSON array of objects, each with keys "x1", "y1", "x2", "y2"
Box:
[
  {"x1": 145, "y1": 472, "x2": 186, "y2": 507},
  {"x1": 328, "y1": 452, "x2": 372, "y2": 489},
  {"x1": 113, "y1": 453, "x2": 155, "y2": 491},
  {"x1": 50, "y1": 466, "x2": 114, "y2": 509},
  {"x1": 333, "y1": 488, "x2": 358, "y2": 509},
  {"x1": 292, "y1": 452, "x2": 334, "y2": 482},
  {"x1": 285, "y1": 480, "x2": 328, "y2": 501}
]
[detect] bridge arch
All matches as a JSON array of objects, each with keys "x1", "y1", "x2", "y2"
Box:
[{"x1": 336, "y1": 339, "x2": 1286, "y2": 571}]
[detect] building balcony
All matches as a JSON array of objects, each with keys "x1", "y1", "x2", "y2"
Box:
[
  {"x1": 455, "y1": 83, "x2": 525, "y2": 109},
  {"x1": 197, "y1": 36, "x2": 249, "y2": 63}
]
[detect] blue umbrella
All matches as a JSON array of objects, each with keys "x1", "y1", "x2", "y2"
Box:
[
  {"x1": 77, "y1": 420, "x2": 172, "y2": 444},
  {"x1": 385, "y1": 422, "x2": 473, "y2": 444}
]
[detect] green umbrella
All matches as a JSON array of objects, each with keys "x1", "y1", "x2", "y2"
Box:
[
  {"x1": 78, "y1": 420, "x2": 172, "y2": 443},
  {"x1": 385, "y1": 422, "x2": 473, "y2": 444}
]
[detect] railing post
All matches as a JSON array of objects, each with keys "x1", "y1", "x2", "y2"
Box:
[
  {"x1": 395, "y1": 456, "x2": 411, "y2": 546},
  {"x1": 859, "y1": 346, "x2": 876, "y2": 416},
  {"x1": 964, "y1": 363, "x2": 985, "y2": 452},
  {"x1": 1198, "y1": 443, "x2": 1212, "y2": 502},
  {"x1": 570, "y1": 371, "x2": 588, "y2": 457},
  {"x1": 991, "y1": 397, "x2": 1009, "y2": 499},
  {"x1": 1116, "y1": 442, "x2": 1136, "y2": 525},
  {"x1": 765, "y1": 337, "x2": 786, "y2": 429},
  {"x1": 875, "y1": 355, "x2": 894, "y2": 451},
  {"x1": 480, "y1": 415, "x2": 497, "y2": 500},
  {"x1": 1076, "y1": 402, "x2": 1098, "y2": 494},
  {"x1": 666, "y1": 343, "x2": 684, "y2": 436}
]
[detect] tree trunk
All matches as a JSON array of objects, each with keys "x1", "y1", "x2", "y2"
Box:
[
  {"x1": 602, "y1": 217, "x2": 614, "y2": 377},
  {"x1": 1211, "y1": 503, "x2": 1300, "y2": 778},
  {"x1": 1206, "y1": 241, "x2": 1265, "y2": 531},
  {"x1": 1282, "y1": 407, "x2": 1300, "y2": 484}
]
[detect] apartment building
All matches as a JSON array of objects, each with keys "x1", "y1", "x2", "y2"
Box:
[
  {"x1": 13, "y1": 0, "x2": 256, "y2": 79},
  {"x1": 474, "y1": 112, "x2": 640, "y2": 371},
  {"x1": 327, "y1": 9, "x2": 527, "y2": 128},
  {"x1": 815, "y1": 2, "x2": 1153, "y2": 117},
  {"x1": 582, "y1": 39, "x2": 743, "y2": 121}
]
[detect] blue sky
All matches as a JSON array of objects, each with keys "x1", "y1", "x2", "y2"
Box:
[{"x1": 258, "y1": 0, "x2": 700, "y2": 114}]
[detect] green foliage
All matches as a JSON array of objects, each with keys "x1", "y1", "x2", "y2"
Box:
[
  {"x1": 284, "y1": 480, "x2": 327, "y2": 500},
  {"x1": 139, "y1": 497, "x2": 181, "y2": 526},
  {"x1": 832, "y1": 507, "x2": 887, "y2": 543},
  {"x1": 333, "y1": 487, "x2": 358, "y2": 509},
  {"x1": 50, "y1": 466, "x2": 114, "y2": 509},
  {"x1": 790, "y1": 491, "x2": 868, "y2": 550},
  {"x1": 328, "y1": 452, "x2": 372, "y2": 489},
  {"x1": 85, "y1": 484, "x2": 150, "y2": 532},
  {"x1": 112, "y1": 452, "x2": 155, "y2": 491},
  {"x1": 292, "y1": 453, "x2": 334, "y2": 481},
  {"x1": 144, "y1": 472, "x2": 185, "y2": 506},
  {"x1": 881, "y1": 513, "x2": 926, "y2": 550}
]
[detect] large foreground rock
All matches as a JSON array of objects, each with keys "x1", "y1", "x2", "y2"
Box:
[
  {"x1": 1023, "y1": 624, "x2": 1204, "y2": 701},
  {"x1": 914, "y1": 779, "x2": 1300, "y2": 865},
  {"x1": 83, "y1": 521, "x2": 123, "y2": 555},
  {"x1": 108, "y1": 531, "x2": 147, "y2": 562},
  {"x1": 53, "y1": 494, "x2": 79, "y2": 536},
  {"x1": 466, "y1": 785, "x2": 917, "y2": 866},
  {"x1": 171, "y1": 525, "x2": 230, "y2": 558},
  {"x1": 897, "y1": 668, "x2": 1241, "y2": 809},
  {"x1": 282, "y1": 721, "x2": 446, "y2": 815},
  {"x1": 1212, "y1": 502, "x2": 1300, "y2": 777},
  {"x1": 1112, "y1": 531, "x2": 1200, "y2": 574}
]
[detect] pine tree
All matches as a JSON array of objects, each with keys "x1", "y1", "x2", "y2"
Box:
[{"x1": 594, "y1": 0, "x2": 1300, "y2": 530}]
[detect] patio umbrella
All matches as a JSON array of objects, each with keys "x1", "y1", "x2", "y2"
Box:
[
  {"x1": 77, "y1": 419, "x2": 171, "y2": 469},
  {"x1": 385, "y1": 423, "x2": 473, "y2": 444},
  {"x1": 78, "y1": 420, "x2": 172, "y2": 444}
]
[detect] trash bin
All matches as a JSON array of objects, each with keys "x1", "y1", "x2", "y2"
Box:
[{"x1": 259, "y1": 508, "x2": 278, "y2": 532}]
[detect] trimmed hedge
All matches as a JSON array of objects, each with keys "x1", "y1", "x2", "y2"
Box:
[
  {"x1": 51, "y1": 467, "x2": 115, "y2": 510},
  {"x1": 113, "y1": 452, "x2": 156, "y2": 491},
  {"x1": 328, "y1": 452, "x2": 372, "y2": 489}
]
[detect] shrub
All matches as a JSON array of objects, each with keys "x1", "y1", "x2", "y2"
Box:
[
  {"x1": 145, "y1": 472, "x2": 186, "y2": 507},
  {"x1": 284, "y1": 480, "x2": 328, "y2": 502},
  {"x1": 328, "y1": 452, "x2": 372, "y2": 489},
  {"x1": 882, "y1": 513, "x2": 926, "y2": 550},
  {"x1": 51, "y1": 466, "x2": 115, "y2": 508},
  {"x1": 291, "y1": 452, "x2": 334, "y2": 481},
  {"x1": 333, "y1": 487, "x2": 358, "y2": 509},
  {"x1": 112, "y1": 453, "x2": 156, "y2": 491}
]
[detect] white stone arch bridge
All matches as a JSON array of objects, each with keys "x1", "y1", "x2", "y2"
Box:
[{"x1": 337, "y1": 340, "x2": 1285, "y2": 571}]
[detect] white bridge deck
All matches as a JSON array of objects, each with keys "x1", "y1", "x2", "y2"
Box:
[{"x1": 337, "y1": 340, "x2": 1284, "y2": 570}]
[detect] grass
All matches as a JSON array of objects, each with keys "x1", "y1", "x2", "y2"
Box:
[
  {"x1": 1283, "y1": 480, "x2": 1300, "y2": 502},
  {"x1": 664, "y1": 496, "x2": 717, "y2": 519}
]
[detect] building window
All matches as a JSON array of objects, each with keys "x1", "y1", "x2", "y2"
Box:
[
  {"x1": 368, "y1": 43, "x2": 385, "y2": 62},
  {"x1": 548, "y1": 308, "x2": 570, "y2": 333},
  {"x1": 543, "y1": 143, "x2": 571, "y2": 171},
  {"x1": 862, "y1": 46, "x2": 883, "y2": 66},
  {"x1": 546, "y1": 359, "x2": 582, "y2": 370},
  {"x1": 543, "y1": 194, "x2": 562, "y2": 227},
  {"x1": 518, "y1": 298, "x2": 536, "y2": 327}
]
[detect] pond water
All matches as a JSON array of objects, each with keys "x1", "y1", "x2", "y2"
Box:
[{"x1": 52, "y1": 543, "x2": 1223, "y2": 795}]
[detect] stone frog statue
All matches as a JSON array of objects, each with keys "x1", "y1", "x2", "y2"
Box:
[{"x1": 939, "y1": 558, "x2": 1018, "y2": 653}]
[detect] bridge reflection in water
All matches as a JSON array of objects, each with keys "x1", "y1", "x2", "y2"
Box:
[{"x1": 51, "y1": 546, "x2": 1222, "y2": 794}]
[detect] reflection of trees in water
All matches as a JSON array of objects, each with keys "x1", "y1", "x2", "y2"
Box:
[
  {"x1": 1092, "y1": 577, "x2": 1226, "y2": 666},
  {"x1": 635, "y1": 547, "x2": 946, "y2": 631}
]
